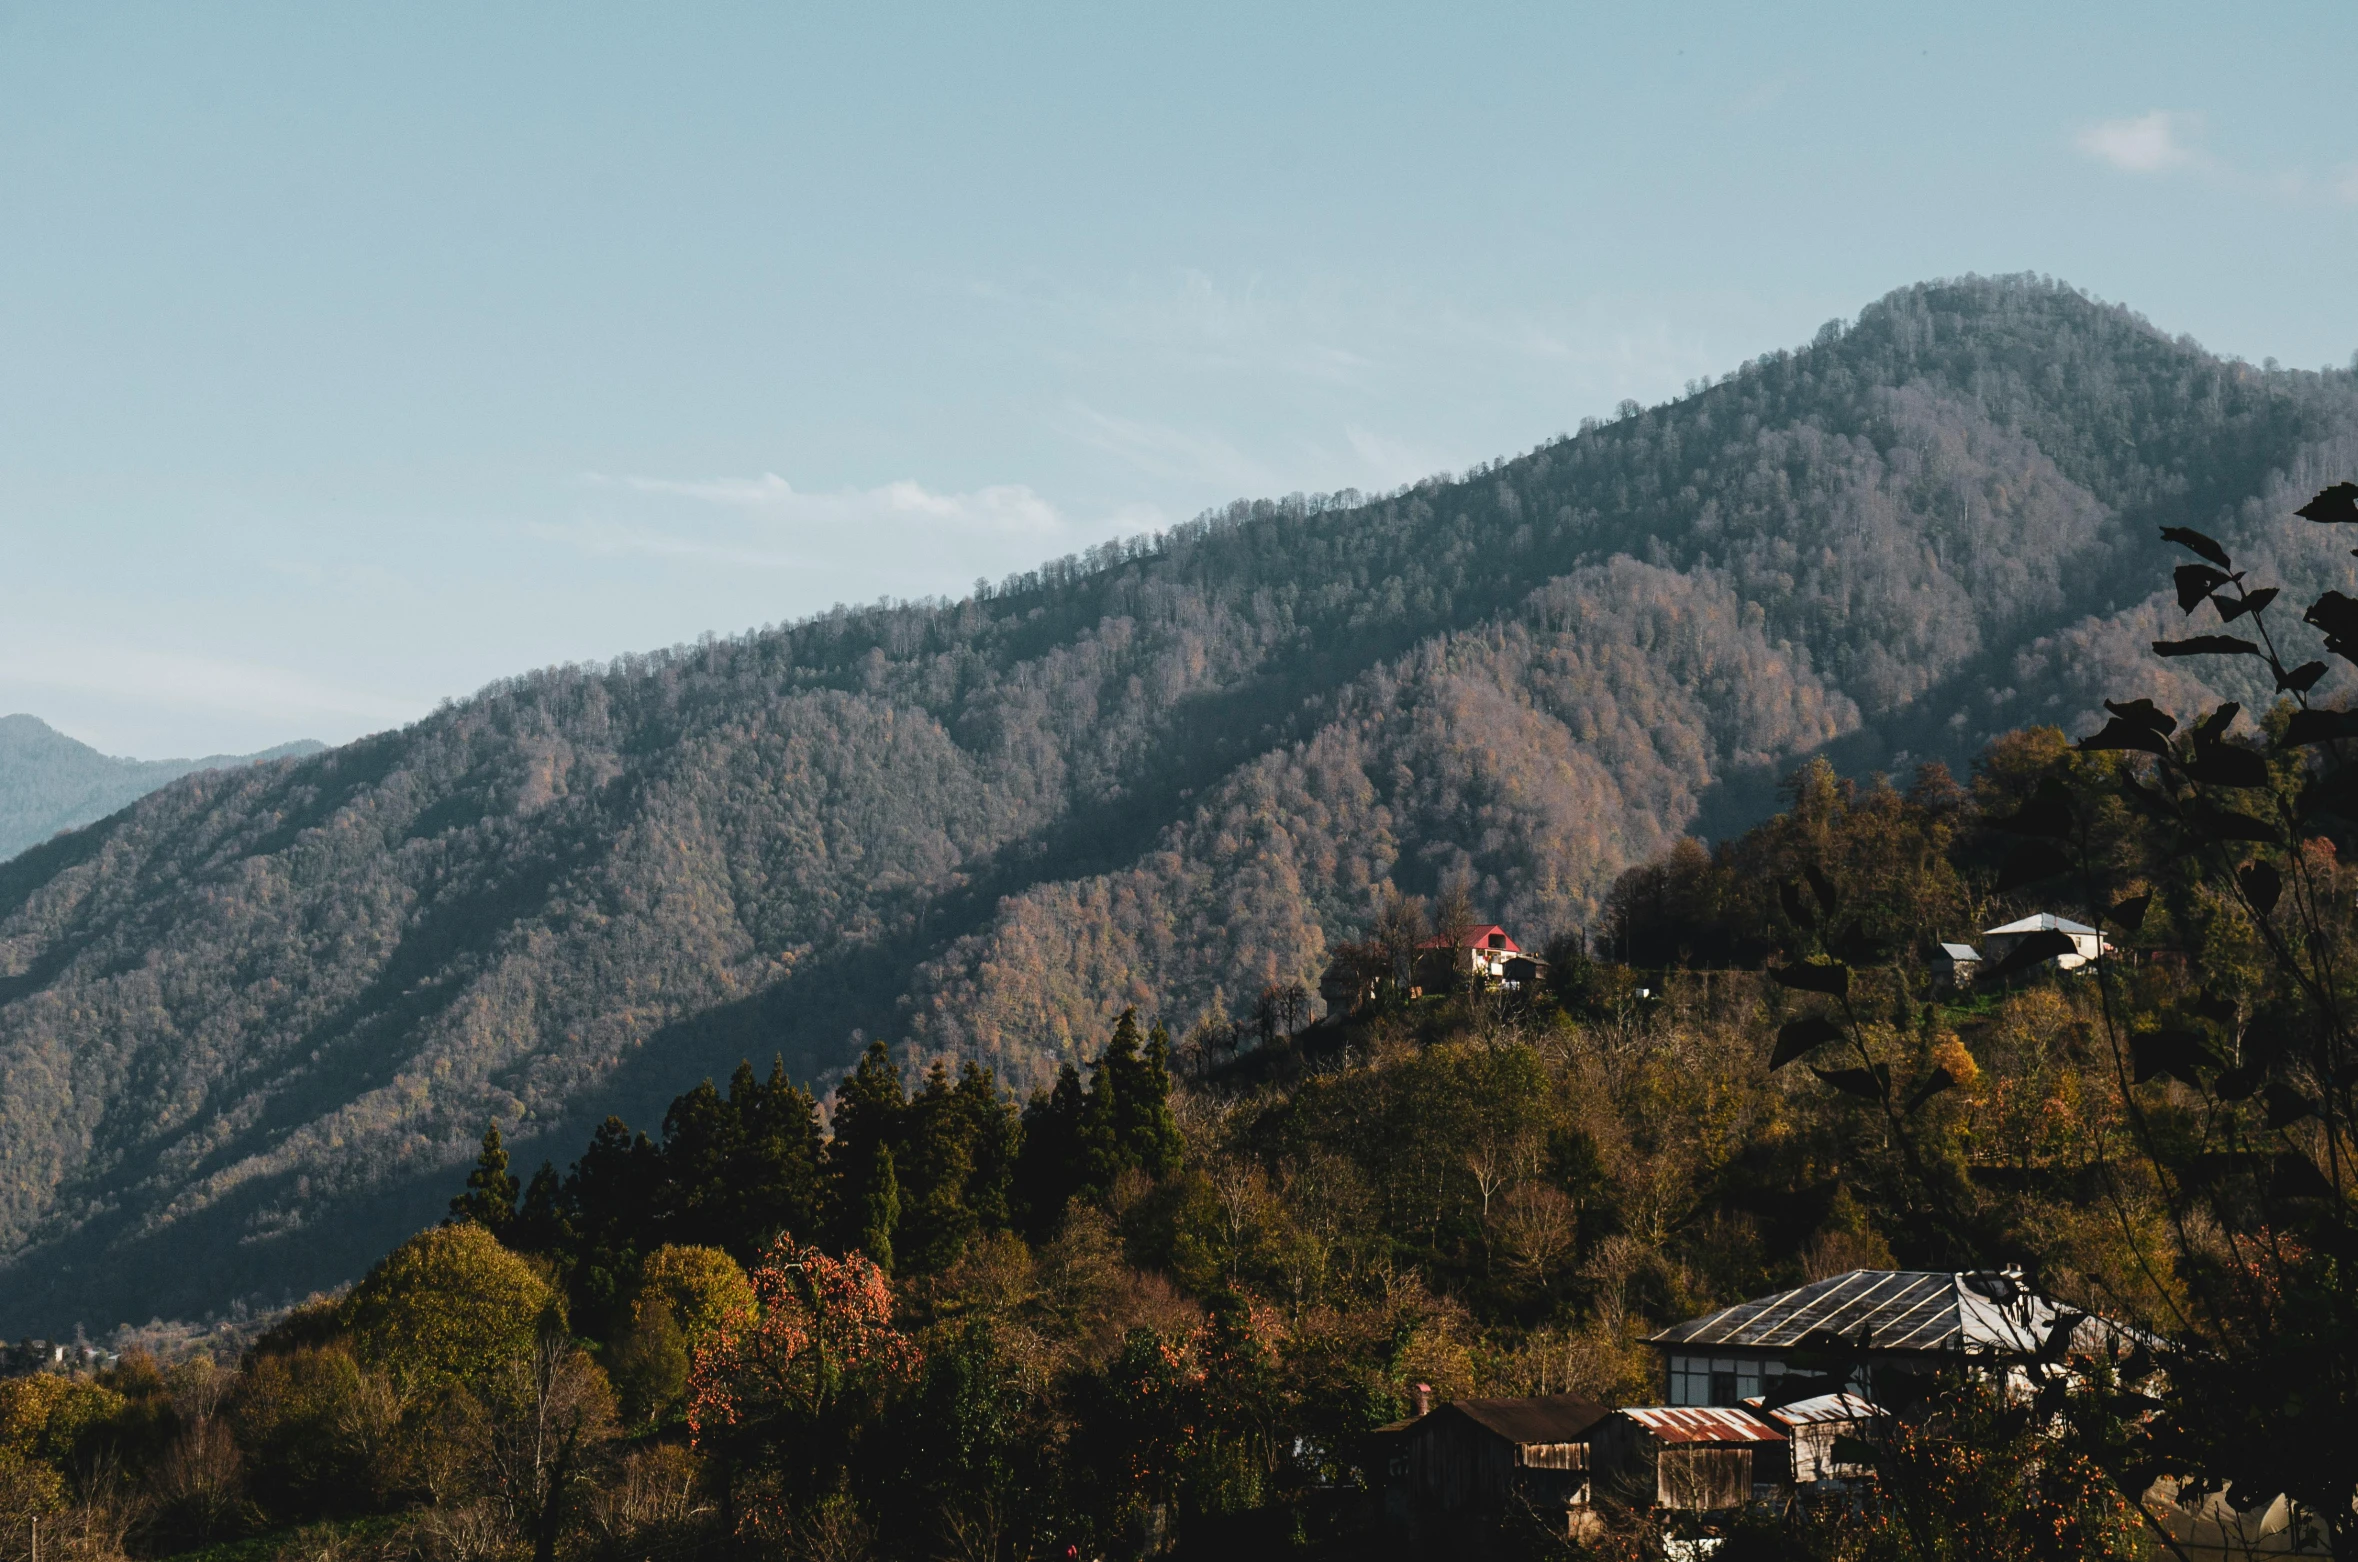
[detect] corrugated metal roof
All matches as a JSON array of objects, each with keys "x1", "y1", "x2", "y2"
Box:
[
  {"x1": 1984, "y1": 913, "x2": 2096, "y2": 936},
  {"x1": 1938, "y1": 943, "x2": 1980, "y2": 961},
  {"x1": 1427, "y1": 1393, "x2": 1611, "y2": 1445},
  {"x1": 1754, "y1": 1392, "x2": 1881, "y2": 1427},
  {"x1": 1617, "y1": 1406, "x2": 1787, "y2": 1445},
  {"x1": 1646, "y1": 1269, "x2": 2059, "y2": 1355}
]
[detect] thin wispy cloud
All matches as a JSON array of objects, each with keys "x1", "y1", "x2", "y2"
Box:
[
  {"x1": 536, "y1": 472, "x2": 1121, "y2": 603},
  {"x1": 2072, "y1": 110, "x2": 2358, "y2": 206},
  {"x1": 2077, "y1": 111, "x2": 2207, "y2": 174},
  {"x1": 592, "y1": 472, "x2": 1066, "y2": 536},
  {"x1": 524, "y1": 517, "x2": 808, "y2": 570},
  {"x1": 1052, "y1": 406, "x2": 1285, "y2": 492}
]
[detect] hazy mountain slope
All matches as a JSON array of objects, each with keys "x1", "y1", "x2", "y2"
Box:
[
  {"x1": 0, "y1": 715, "x2": 324, "y2": 861},
  {"x1": 3, "y1": 274, "x2": 2356, "y2": 1332}
]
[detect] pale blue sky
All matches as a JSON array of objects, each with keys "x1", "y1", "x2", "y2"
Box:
[{"x1": 5, "y1": 2, "x2": 2356, "y2": 755}]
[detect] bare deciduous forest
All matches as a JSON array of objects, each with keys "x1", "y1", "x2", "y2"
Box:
[{"x1": 2, "y1": 274, "x2": 2355, "y2": 1337}]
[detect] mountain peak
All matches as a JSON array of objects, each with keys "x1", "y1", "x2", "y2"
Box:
[{"x1": 2, "y1": 281, "x2": 2353, "y2": 1332}]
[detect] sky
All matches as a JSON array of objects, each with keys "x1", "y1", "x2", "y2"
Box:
[{"x1": 4, "y1": 3, "x2": 2357, "y2": 757}]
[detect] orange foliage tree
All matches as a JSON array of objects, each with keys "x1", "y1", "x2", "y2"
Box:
[{"x1": 685, "y1": 1234, "x2": 920, "y2": 1538}]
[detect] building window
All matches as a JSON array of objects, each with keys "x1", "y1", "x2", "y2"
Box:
[{"x1": 1669, "y1": 1355, "x2": 1786, "y2": 1405}]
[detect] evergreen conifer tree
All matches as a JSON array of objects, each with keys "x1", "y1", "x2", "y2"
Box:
[
  {"x1": 450, "y1": 1121, "x2": 520, "y2": 1231},
  {"x1": 1014, "y1": 1061, "x2": 1087, "y2": 1238},
  {"x1": 508, "y1": 1161, "x2": 569, "y2": 1255},
  {"x1": 954, "y1": 1061, "x2": 1021, "y2": 1233},
  {"x1": 897, "y1": 1062, "x2": 976, "y2": 1275},
  {"x1": 854, "y1": 1141, "x2": 900, "y2": 1273},
  {"x1": 1133, "y1": 1022, "x2": 1184, "y2": 1178},
  {"x1": 733, "y1": 1057, "x2": 825, "y2": 1259},
  {"x1": 828, "y1": 1039, "x2": 908, "y2": 1260}
]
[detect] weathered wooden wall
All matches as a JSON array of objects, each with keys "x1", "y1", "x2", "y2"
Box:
[{"x1": 1658, "y1": 1446, "x2": 1753, "y2": 1510}]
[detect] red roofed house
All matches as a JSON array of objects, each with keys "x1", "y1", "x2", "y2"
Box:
[{"x1": 1414, "y1": 925, "x2": 1548, "y2": 995}]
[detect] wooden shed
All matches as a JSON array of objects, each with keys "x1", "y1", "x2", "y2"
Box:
[
  {"x1": 1592, "y1": 1406, "x2": 1788, "y2": 1510},
  {"x1": 1401, "y1": 1393, "x2": 1611, "y2": 1519},
  {"x1": 1752, "y1": 1392, "x2": 1882, "y2": 1485}
]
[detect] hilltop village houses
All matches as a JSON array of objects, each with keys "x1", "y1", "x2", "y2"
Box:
[
  {"x1": 1376, "y1": 1266, "x2": 2234, "y2": 1545},
  {"x1": 1320, "y1": 904, "x2": 2114, "y2": 1021}
]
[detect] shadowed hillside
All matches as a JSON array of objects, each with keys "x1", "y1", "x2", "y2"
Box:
[{"x1": 4, "y1": 274, "x2": 2356, "y2": 1331}]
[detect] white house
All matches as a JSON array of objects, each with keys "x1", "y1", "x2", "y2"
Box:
[{"x1": 1981, "y1": 913, "x2": 2107, "y2": 971}]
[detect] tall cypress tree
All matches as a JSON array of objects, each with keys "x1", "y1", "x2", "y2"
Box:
[
  {"x1": 1133, "y1": 1022, "x2": 1184, "y2": 1178},
  {"x1": 450, "y1": 1121, "x2": 520, "y2": 1231},
  {"x1": 733, "y1": 1057, "x2": 825, "y2": 1257},
  {"x1": 854, "y1": 1142, "x2": 900, "y2": 1273},
  {"x1": 828, "y1": 1039, "x2": 908, "y2": 1261},
  {"x1": 657, "y1": 1077, "x2": 738, "y2": 1249},
  {"x1": 1015, "y1": 1061, "x2": 1088, "y2": 1238},
  {"x1": 507, "y1": 1161, "x2": 569, "y2": 1255},
  {"x1": 1074, "y1": 1017, "x2": 1131, "y2": 1200},
  {"x1": 955, "y1": 1061, "x2": 1022, "y2": 1235},
  {"x1": 898, "y1": 1061, "x2": 978, "y2": 1276}
]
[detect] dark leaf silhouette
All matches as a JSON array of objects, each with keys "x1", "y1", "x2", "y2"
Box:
[
  {"x1": 2079, "y1": 718, "x2": 2171, "y2": 756},
  {"x1": 2239, "y1": 861, "x2": 2282, "y2": 917},
  {"x1": 1778, "y1": 879, "x2": 1817, "y2": 933},
  {"x1": 2132, "y1": 1028, "x2": 2222, "y2": 1085},
  {"x1": 2262, "y1": 1083, "x2": 2317, "y2": 1129},
  {"x1": 2106, "y1": 893, "x2": 2151, "y2": 932},
  {"x1": 1989, "y1": 778, "x2": 2074, "y2": 838},
  {"x1": 2213, "y1": 1064, "x2": 2263, "y2": 1102},
  {"x1": 2214, "y1": 587, "x2": 2278, "y2": 622},
  {"x1": 2175, "y1": 564, "x2": 2231, "y2": 613},
  {"x1": 2186, "y1": 745, "x2": 2269, "y2": 789},
  {"x1": 2160, "y1": 525, "x2": 2231, "y2": 568},
  {"x1": 2271, "y1": 1152, "x2": 2334, "y2": 1200},
  {"x1": 2187, "y1": 992, "x2": 2239, "y2": 1026},
  {"x1": 2191, "y1": 806, "x2": 2279, "y2": 844},
  {"x1": 2280, "y1": 708, "x2": 2358, "y2": 747},
  {"x1": 2276, "y1": 660, "x2": 2329, "y2": 693},
  {"x1": 1995, "y1": 840, "x2": 2070, "y2": 892},
  {"x1": 1827, "y1": 1434, "x2": 1881, "y2": 1469},
  {"x1": 1771, "y1": 961, "x2": 1850, "y2": 998},
  {"x1": 1985, "y1": 928, "x2": 2078, "y2": 980},
  {"x1": 2195, "y1": 704, "x2": 2241, "y2": 744},
  {"x1": 2104, "y1": 698, "x2": 2177, "y2": 736},
  {"x1": 2303, "y1": 768, "x2": 2358, "y2": 820},
  {"x1": 1904, "y1": 1067, "x2": 1957, "y2": 1115},
  {"x1": 1803, "y1": 863, "x2": 1838, "y2": 918},
  {"x1": 2154, "y1": 636, "x2": 2262, "y2": 658},
  {"x1": 1826, "y1": 920, "x2": 1889, "y2": 967},
  {"x1": 2303, "y1": 590, "x2": 2358, "y2": 661},
  {"x1": 2295, "y1": 481, "x2": 2358, "y2": 524},
  {"x1": 1811, "y1": 1064, "x2": 1890, "y2": 1101},
  {"x1": 1771, "y1": 1016, "x2": 1844, "y2": 1070}
]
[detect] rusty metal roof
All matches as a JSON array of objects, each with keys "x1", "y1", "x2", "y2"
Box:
[
  {"x1": 1424, "y1": 1393, "x2": 1611, "y2": 1445},
  {"x1": 1646, "y1": 1269, "x2": 2059, "y2": 1355},
  {"x1": 1616, "y1": 1406, "x2": 1787, "y2": 1445}
]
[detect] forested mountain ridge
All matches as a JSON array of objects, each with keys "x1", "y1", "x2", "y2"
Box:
[
  {"x1": 0, "y1": 715, "x2": 322, "y2": 862},
  {"x1": 4, "y1": 274, "x2": 2356, "y2": 1333}
]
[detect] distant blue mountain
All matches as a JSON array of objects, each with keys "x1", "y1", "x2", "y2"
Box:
[{"x1": 0, "y1": 714, "x2": 323, "y2": 860}]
